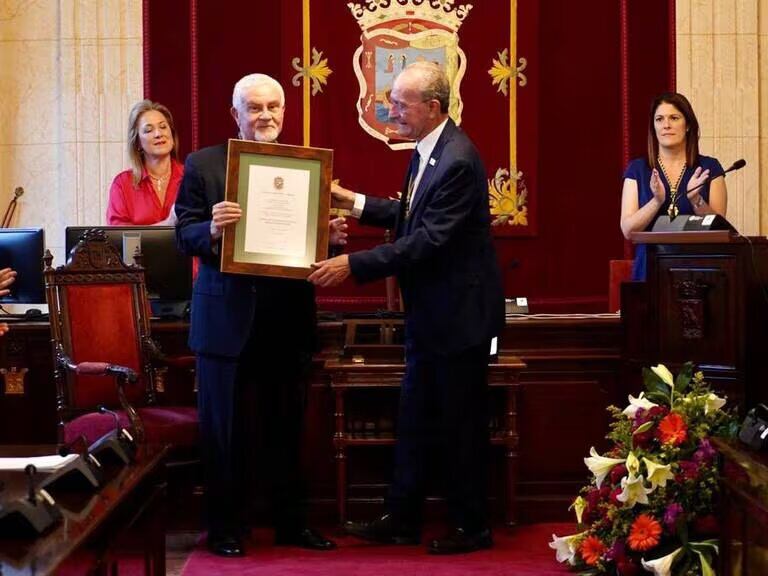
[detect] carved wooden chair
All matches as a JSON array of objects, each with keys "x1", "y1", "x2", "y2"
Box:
[{"x1": 43, "y1": 229, "x2": 197, "y2": 455}]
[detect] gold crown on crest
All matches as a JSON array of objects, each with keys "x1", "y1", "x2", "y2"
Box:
[{"x1": 348, "y1": 0, "x2": 473, "y2": 32}]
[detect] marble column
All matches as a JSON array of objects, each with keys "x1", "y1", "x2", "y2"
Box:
[
  {"x1": 0, "y1": 0, "x2": 143, "y2": 264},
  {"x1": 676, "y1": 0, "x2": 767, "y2": 236}
]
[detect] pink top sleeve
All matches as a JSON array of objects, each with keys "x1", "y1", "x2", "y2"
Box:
[{"x1": 106, "y1": 170, "x2": 135, "y2": 225}]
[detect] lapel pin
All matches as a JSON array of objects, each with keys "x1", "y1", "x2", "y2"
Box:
[{"x1": 429, "y1": 157, "x2": 436, "y2": 166}]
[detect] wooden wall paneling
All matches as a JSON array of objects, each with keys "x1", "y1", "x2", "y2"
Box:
[
  {"x1": 0, "y1": 324, "x2": 57, "y2": 443},
  {"x1": 0, "y1": 316, "x2": 623, "y2": 523}
]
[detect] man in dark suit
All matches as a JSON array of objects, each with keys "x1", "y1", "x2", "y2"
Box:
[
  {"x1": 175, "y1": 73, "x2": 340, "y2": 557},
  {"x1": 309, "y1": 62, "x2": 505, "y2": 554}
]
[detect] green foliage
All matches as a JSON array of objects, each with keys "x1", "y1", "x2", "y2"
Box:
[{"x1": 552, "y1": 363, "x2": 738, "y2": 575}]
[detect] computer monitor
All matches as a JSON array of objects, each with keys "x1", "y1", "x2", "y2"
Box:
[
  {"x1": 65, "y1": 226, "x2": 192, "y2": 313},
  {"x1": 0, "y1": 228, "x2": 46, "y2": 304}
]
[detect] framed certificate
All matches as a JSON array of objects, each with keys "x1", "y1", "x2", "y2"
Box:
[{"x1": 221, "y1": 139, "x2": 332, "y2": 279}]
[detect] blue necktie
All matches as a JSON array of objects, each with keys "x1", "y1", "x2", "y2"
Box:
[{"x1": 404, "y1": 150, "x2": 421, "y2": 216}]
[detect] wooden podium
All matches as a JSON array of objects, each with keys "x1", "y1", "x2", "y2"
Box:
[{"x1": 622, "y1": 231, "x2": 768, "y2": 410}]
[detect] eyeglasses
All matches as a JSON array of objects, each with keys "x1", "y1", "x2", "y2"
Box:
[
  {"x1": 246, "y1": 104, "x2": 283, "y2": 116},
  {"x1": 389, "y1": 98, "x2": 431, "y2": 112}
]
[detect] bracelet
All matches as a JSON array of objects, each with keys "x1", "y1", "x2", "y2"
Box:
[{"x1": 694, "y1": 196, "x2": 705, "y2": 208}]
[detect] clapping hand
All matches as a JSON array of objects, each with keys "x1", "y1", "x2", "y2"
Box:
[
  {"x1": 0, "y1": 268, "x2": 17, "y2": 297},
  {"x1": 0, "y1": 268, "x2": 16, "y2": 337},
  {"x1": 650, "y1": 169, "x2": 666, "y2": 204},
  {"x1": 687, "y1": 166, "x2": 709, "y2": 198}
]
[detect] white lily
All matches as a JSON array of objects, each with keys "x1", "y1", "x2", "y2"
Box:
[
  {"x1": 651, "y1": 364, "x2": 675, "y2": 387},
  {"x1": 616, "y1": 473, "x2": 652, "y2": 507},
  {"x1": 622, "y1": 392, "x2": 658, "y2": 418},
  {"x1": 626, "y1": 451, "x2": 641, "y2": 476},
  {"x1": 548, "y1": 531, "x2": 586, "y2": 564},
  {"x1": 584, "y1": 446, "x2": 626, "y2": 488},
  {"x1": 641, "y1": 546, "x2": 684, "y2": 576},
  {"x1": 703, "y1": 392, "x2": 726, "y2": 415},
  {"x1": 643, "y1": 457, "x2": 675, "y2": 490}
]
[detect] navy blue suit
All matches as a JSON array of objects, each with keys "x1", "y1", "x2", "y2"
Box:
[
  {"x1": 175, "y1": 143, "x2": 316, "y2": 537},
  {"x1": 349, "y1": 120, "x2": 504, "y2": 530}
]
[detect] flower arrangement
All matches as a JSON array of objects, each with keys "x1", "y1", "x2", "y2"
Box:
[{"x1": 550, "y1": 363, "x2": 737, "y2": 575}]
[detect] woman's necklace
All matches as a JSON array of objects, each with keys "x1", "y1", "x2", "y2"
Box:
[
  {"x1": 657, "y1": 156, "x2": 686, "y2": 218},
  {"x1": 148, "y1": 166, "x2": 171, "y2": 191}
]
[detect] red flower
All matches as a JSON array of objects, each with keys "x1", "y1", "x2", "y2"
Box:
[
  {"x1": 610, "y1": 464, "x2": 628, "y2": 485},
  {"x1": 580, "y1": 535, "x2": 607, "y2": 565},
  {"x1": 657, "y1": 412, "x2": 688, "y2": 445},
  {"x1": 632, "y1": 429, "x2": 655, "y2": 449},
  {"x1": 676, "y1": 460, "x2": 700, "y2": 482},
  {"x1": 627, "y1": 514, "x2": 662, "y2": 551}
]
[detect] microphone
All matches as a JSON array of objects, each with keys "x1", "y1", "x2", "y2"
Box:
[
  {"x1": 25, "y1": 464, "x2": 37, "y2": 504},
  {"x1": 98, "y1": 404, "x2": 120, "y2": 431},
  {"x1": 687, "y1": 159, "x2": 746, "y2": 195},
  {"x1": 93, "y1": 404, "x2": 136, "y2": 463},
  {"x1": 1, "y1": 186, "x2": 24, "y2": 228},
  {"x1": 98, "y1": 405, "x2": 135, "y2": 444}
]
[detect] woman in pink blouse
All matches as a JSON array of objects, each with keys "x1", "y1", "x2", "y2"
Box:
[{"x1": 107, "y1": 100, "x2": 183, "y2": 225}]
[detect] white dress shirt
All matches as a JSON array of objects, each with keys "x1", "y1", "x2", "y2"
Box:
[{"x1": 351, "y1": 118, "x2": 449, "y2": 218}]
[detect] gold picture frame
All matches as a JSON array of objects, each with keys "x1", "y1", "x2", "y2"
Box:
[{"x1": 221, "y1": 139, "x2": 332, "y2": 279}]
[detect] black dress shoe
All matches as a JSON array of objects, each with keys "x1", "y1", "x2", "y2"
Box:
[
  {"x1": 344, "y1": 514, "x2": 420, "y2": 545},
  {"x1": 275, "y1": 527, "x2": 337, "y2": 550},
  {"x1": 207, "y1": 534, "x2": 245, "y2": 557},
  {"x1": 427, "y1": 527, "x2": 493, "y2": 555}
]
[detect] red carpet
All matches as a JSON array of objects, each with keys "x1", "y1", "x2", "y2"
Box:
[{"x1": 182, "y1": 523, "x2": 575, "y2": 576}]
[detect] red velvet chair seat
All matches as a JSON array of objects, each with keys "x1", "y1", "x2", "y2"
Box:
[
  {"x1": 45, "y1": 231, "x2": 199, "y2": 459},
  {"x1": 136, "y1": 406, "x2": 198, "y2": 447},
  {"x1": 65, "y1": 406, "x2": 198, "y2": 448}
]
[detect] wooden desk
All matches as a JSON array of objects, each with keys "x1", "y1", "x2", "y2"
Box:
[
  {"x1": 621, "y1": 236, "x2": 768, "y2": 410},
  {"x1": 714, "y1": 438, "x2": 768, "y2": 576},
  {"x1": 325, "y1": 354, "x2": 525, "y2": 525},
  {"x1": 3, "y1": 315, "x2": 623, "y2": 523},
  {"x1": 0, "y1": 443, "x2": 168, "y2": 575}
]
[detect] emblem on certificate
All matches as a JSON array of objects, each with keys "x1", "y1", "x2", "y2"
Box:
[{"x1": 221, "y1": 139, "x2": 332, "y2": 279}]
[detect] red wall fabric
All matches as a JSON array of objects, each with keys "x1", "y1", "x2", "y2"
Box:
[{"x1": 145, "y1": 0, "x2": 674, "y2": 313}]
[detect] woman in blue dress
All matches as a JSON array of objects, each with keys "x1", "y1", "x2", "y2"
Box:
[{"x1": 620, "y1": 92, "x2": 728, "y2": 280}]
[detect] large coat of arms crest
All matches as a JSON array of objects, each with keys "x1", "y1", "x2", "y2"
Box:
[{"x1": 348, "y1": 0, "x2": 472, "y2": 150}]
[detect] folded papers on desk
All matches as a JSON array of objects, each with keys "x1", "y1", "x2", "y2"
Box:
[{"x1": 0, "y1": 454, "x2": 78, "y2": 472}]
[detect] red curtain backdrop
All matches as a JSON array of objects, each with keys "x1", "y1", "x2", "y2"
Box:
[{"x1": 144, "y1": 0, "x2": 674, "y2": 313}]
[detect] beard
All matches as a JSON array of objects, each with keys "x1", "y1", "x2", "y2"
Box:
[{"x1": 252, "y1": 126, "x2": 280, "y2": 143}]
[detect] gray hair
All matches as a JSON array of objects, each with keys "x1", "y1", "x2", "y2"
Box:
[
  {"x1": 232, "y1": 73, "x2": 285, "y2": 109},
  {"x1": 406, "y1": 62, "x2": 450, "y2": 114}
]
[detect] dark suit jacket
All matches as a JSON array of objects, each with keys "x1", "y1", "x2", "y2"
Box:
[
  {"x1": 349, "y1": 120, "x2": 504, "y2": 355},
  {"x1": 175, "y1": 143, "x2": 316, "y2": 359}
]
